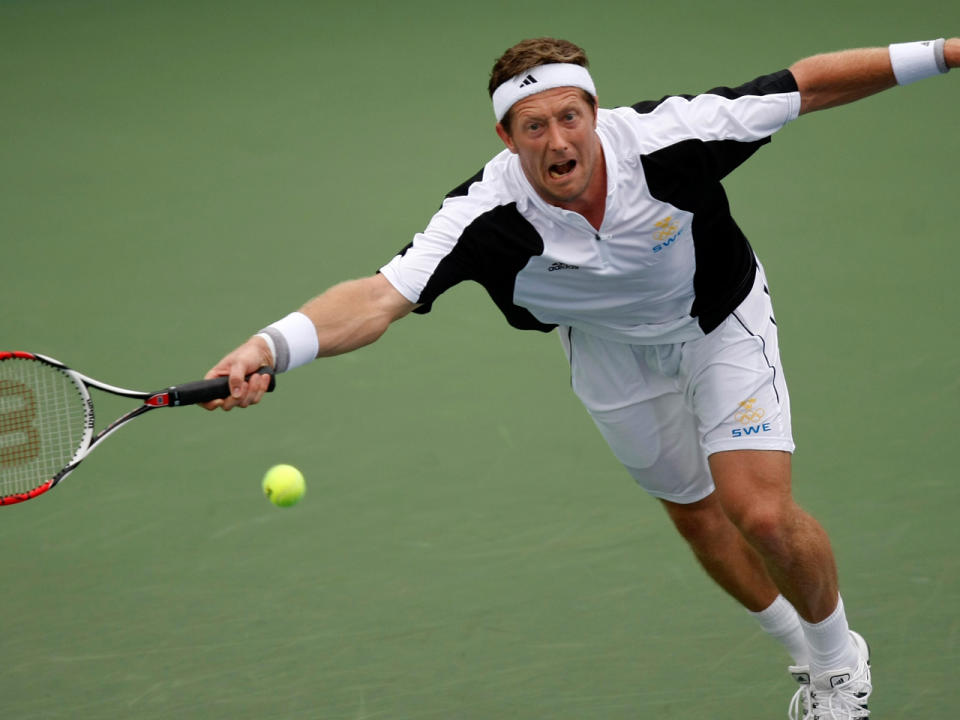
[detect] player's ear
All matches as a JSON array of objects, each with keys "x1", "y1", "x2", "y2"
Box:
[{"x1": 495, "y1": 122, "x2": 517, "y2": 154}]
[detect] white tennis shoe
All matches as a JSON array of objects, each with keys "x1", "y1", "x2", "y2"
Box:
[
  {"x1": 808, "y1": 630, "x2": 871, "y2": 719},
  {"x1": 787, "y1": 665, "x2": 812, "y2": 720}
]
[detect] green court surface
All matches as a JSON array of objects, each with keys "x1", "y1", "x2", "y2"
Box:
[{"x1": 2, "y1": 1, "x2": 958, "y2": 717}]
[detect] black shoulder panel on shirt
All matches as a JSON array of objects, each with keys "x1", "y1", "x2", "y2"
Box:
[
  {"x1": 628, "y1": 71, "x2": 796, "y2": 334},
  {"x1": 699, "y1": 68, "x2": 799, "y2": 102},
  {"x1": 641, "y1": 143, "x2": 757, "y2": 335},
  {"x1": 445, "y1": 167, "x2": 485, "y2": 199},
  {"x1": 414, "y1": 203, "x2": 556, "y2": 332},
  {"x1": 630, "y1": 69, "x2": 797, "y2": 115}
]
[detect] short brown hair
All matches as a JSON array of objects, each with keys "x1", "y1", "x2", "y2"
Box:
[
  {"x1": 488, "y1": 37, "x2": 590, "y2": 97},
  {"x1": 489, "y1": 38, "x2": 594, "y2": 132}
]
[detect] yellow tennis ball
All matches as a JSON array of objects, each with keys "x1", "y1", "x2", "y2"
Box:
[{"x1": 262, "y1": 464, "x2": 305, "y2": 507}]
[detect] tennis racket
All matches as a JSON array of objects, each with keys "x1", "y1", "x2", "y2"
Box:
[{"x1": 0, "y1": 351, "x2": 275, "y2": 506}]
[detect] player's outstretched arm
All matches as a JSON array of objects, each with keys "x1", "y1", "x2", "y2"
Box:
[
  {"x1": 203, "y1": 274, "x2": 417, "y2": 411},
  {"x1": 791, "y1": 37, "x2": 958, "y2": 115},
  {"x1": 301, "y1": 273, "x2": 418, "y2": 358}
]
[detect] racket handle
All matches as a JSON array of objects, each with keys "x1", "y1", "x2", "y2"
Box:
[{"x1": 156, "y1": 367, "x2": 276, "y2": 407}]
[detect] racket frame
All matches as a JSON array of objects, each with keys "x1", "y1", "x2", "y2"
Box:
[{"x1": 1, "y1": 351, "x2": 273, "y2": 505}]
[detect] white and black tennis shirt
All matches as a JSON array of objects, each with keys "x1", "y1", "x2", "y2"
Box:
[{"x1": 380, "y1": 70, "x2": 802, "y2": 345}]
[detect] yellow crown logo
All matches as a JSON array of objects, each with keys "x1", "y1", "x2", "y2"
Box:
[
  {"x1": 734, "y1": 398, "x2": 766, "y2": 424},
  {"x1": 653, "y1": 216, "x2": 680, "y2": 242}
]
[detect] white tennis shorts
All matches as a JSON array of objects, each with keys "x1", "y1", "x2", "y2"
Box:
[{"x1": 559, "y1": 264, "x2": 794, "y2": 504}]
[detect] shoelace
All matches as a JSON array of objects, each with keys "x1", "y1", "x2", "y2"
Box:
[
  {"x1": 810, "y1": 677, "x2": 871, "y2": 719},
  {"x1": 788, "y1": 684, "x2": 810, "y2": 720}
]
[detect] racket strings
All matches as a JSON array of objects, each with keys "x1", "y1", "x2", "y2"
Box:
[{"x1": 0, "y1": 358, "x2": 88, "y2": 496}]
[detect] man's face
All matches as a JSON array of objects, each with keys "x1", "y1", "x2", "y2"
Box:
[{"x1": 496, "y1": 87, "x2": 601, "y2": 209}]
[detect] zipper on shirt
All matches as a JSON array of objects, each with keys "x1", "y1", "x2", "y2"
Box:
[
  {"x1": 553, "y1": 208, "x2": 611, "y2": 267},
  {"x1": 593, "y1": 231, "x2": 612, "y2": 266}
]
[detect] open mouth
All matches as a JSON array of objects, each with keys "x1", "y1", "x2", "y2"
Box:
[{"x1": 548, "y1": 159, "x2": 577, "y2": 178}]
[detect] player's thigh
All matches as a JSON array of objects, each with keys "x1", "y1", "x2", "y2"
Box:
[{"x1": 708, "y1": 448, "x2": 793, "y2": 530}]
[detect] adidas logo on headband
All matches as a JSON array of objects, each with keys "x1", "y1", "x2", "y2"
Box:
[{"x1": 492, "y1": 63, "x2": 597, "y2": 122}]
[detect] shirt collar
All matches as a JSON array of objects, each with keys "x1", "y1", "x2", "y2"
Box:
[{"x1": 596, "y1": 121, "x2": 619, "y2": 198}]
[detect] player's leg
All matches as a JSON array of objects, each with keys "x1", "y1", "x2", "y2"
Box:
[
  {"x1": 708, "y1": 449, "x2": 870, "y2": 717},
  {"x1": 707, "y1": 449, "x2": 838, "y2": 621},
  {"x1": 559, "y1": 327, "x2": 812, "y2": 667},
  {"x1": 684, "y1": 263, "x2": 870, "y2": 716},
  {"x1": 589, "y1": 387, "x2": 818, "y2": 699},
  {"x1": 659, "y1": 492, "x2": 777, "y2": 612},
  {"x1": 659, "y1": 493, "x2": 811, "y2": 667},
  {"x1": 706, "y1": 450, "x2": 847, "y2": 646}
]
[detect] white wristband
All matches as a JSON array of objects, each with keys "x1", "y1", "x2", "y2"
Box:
[
  {"x1": 254, "y1": 332, "x2": 277, "y2": 367},
  {"x1": 889, "y1": 39, "x2": 949, "y2": 85},
  {"x1": 257, "y1": 312, "x2": 318, "y2": 373}
]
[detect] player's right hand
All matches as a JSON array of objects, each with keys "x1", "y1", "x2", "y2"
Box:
[{"x1": 201, "y1": 336, "x2": 275, "y2": 411}]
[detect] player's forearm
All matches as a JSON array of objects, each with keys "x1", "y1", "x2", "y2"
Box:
[
  {"x1": 790, "y1": 47, "x2": 896, "y2": 114},
  {"x1": 946, "y1": 38, "x2": 960, "y2": 68},
  {"x1": 299, "y1": 274, "x2": 415, "y2": 358},
  {"x1": 791, "y1": 38, "x2": 957, "y2": 115}
]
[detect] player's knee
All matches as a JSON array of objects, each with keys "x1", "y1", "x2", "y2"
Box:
[
  {"x1": 662, "y1": 495, "x2": 728, "y2": 547},
  {"x1": 726, "y1": 501, "x2": 791, "y2": 551}
]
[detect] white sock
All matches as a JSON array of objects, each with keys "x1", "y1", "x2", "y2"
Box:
[
  {"x1": 798, "y1": 594, "x2": 859, "y2": 674},
  {"x1": 749, "y1": 594, "x2": 810, "y2": 666}
]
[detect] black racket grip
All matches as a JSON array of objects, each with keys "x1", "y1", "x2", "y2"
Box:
[{"x1": 165, "y1": 367, "x2": 276, "y2": 406}]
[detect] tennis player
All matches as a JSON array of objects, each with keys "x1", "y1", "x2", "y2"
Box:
[{"x1": 205, "y1": 37, "x2": 958, "y2": 718}]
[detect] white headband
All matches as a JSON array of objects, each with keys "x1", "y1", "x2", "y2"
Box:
[{"x1": 492, "y1": 63, "x2": 597, "y2": 122}]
